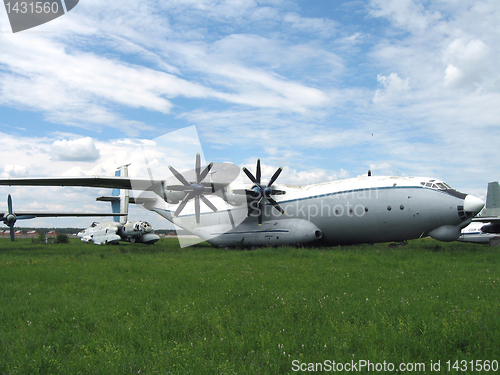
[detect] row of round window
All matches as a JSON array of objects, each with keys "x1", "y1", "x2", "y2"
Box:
[
  {"x1": 387, "y1": 205, "x2": 405, "y2": 211},
  {"x1": 336, "y1": 206, "x2": 405, "y2": 214}
]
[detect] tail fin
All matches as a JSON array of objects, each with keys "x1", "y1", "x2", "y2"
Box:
[
  {"x1": 483, "y1": 182, "x2": 500, "y2": 217},
  {"x1": 117, "y1": 164, "x2": 130, "y2": 224},
  {"x1": 97, "y1": 164, "x2": 130, "y2": 223}
]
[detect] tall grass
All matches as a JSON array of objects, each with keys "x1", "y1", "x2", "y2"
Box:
[{"x1": 0, "y1": 238, "x2": 499, "y2": 374}]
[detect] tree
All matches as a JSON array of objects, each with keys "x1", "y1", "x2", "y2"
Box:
[{"x1": 54, "y1": 233, "x2": 69, "y2": 244}]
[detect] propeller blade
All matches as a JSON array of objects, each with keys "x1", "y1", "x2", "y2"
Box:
[
  {"x1": 256, "y1": 159, "x2": 261, "y2": 185},
  {"x1": 200, "y1": 194, "x2": 218, "y2": 213},
  {"x1": 196, "y1": 153, "x2": 201, "y2": 183},
  {"x1": 241, "y1": 160, "x2": 286, "y2": 225},
  {"x1": 267, "y1": 197, "x2": 285, "y2": 214},
  {"x1": 9, "y1": 225, "x2": 15, "y2": 242},
  {"x1": 231, "y1": 189, "x2": 251, "y2": 195},
  {"x1": 173, "y1": 192, "x2": 194, "y2": 217},
  {"x1": 247, "y1": 198, "x2": 260, "y2": 217},
  {"x1": 168, "y1": 155, "x2": 223, "y2": 223},
  {"x1": 198, "y1": 162, "x2": 213, "y2": 183},
  {"x1": 169, "y1": 165, "x2": 191, "y2": 187},
  {"x1": 195, "y1": 195, "x2": 200, "y2": 224},
  {"x1": 271, "y1": 189, "x2": 286, "y2": 195},
  {"x1": 242, "y1": 167, "x2": 258, "y2": 185},
  {"x1": 8, "y1": 194, "x2": 13, "y2": 215},
  {"x1": 167, "y1": 185, "x2": 193, "y2": 192},
  {"x1": 267, "y1": 167, "x2": 283, "y2": 187}
]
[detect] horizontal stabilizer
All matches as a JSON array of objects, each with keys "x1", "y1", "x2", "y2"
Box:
[{"x1": 96, "y1": 196, "x2": 157, "y2": 204}]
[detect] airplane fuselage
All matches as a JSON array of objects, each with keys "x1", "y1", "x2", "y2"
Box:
[
  {"x1": 78, "y1": 220, "x2": 160, "y2": 245},
  {"x1": 0, "y1": 172, "x2": 484, "y2": 248},
  {"x1": 145, "y1": 176, "x2": 483, "y2": 247},
  {"x1": 458, "y1": 222, "x2": 497, "y2": 244}
]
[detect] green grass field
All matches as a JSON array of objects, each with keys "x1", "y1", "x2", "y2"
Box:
[{"x1": 0, "y1": 238, "x2": 499, "y2": 374}]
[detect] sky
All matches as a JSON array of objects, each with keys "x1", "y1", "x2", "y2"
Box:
[{"x1": 0, "y1": 0, "x2": 499, "y2": 229}]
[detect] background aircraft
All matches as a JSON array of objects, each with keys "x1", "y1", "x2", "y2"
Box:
[
  {"x1": 0, "y1": 194, "x2": 123, "y2": 242},
  {"x1": 77, "y1": 165, "x2": 160, "y2": 245},
  {"x1": 0, "y1": 157, "x2": 485, "y2": 248},
  {"x1": 458, "y1": 181, "x2": 500, "y2": 244}
]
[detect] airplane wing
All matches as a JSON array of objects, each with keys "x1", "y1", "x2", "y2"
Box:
[
  {"x1": 472, "y1": 216, "x2": 500, "y2": 223},
  {"x1": 1, "y1": 212, "x2": 126, "y2": 219},
  {"x1": 0, "y1": 177, "x2": 150, "y2": 190},
  {"x1": 95, "y1": 196, "x2": 157, "y2": 204},
  {"x1": 0, "y1": 163, "x2": 241, "y2": 195}
]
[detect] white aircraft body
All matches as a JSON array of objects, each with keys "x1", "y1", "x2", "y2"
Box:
[
  {"x1": 76, "y1": 165, "x2": 160, "y2": 245},
  {"x1": 0, "y1": 158, "x2": 485, "y2": 247},
  {"x1": 458, "y1": 181, "x2": 500, "y2": 244},
  {"x1": 77, "y1": 220, "x2": 159, "y2": 245}
]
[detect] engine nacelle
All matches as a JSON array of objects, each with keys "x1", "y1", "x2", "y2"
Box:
[
  {"x1": 164, "y1": 190, "x2": 186, "y2": 204},
  {"x1": 120, "y1": 221, "x2": 153, "y2": 236},
  {"x1": 428, "y1": 225, "x2": 462, "y2": 242},
  {"x1": 135, "y1": 233, "x2": 161, "y2": 244},
  {"x1": 200, "y1": 218, "x2": 323, "y2": 247},
  {"x1": 480, "y1": 223, "x2": 500, "y2": 234},
  {"x1": 222, "y1": 191, "x2": 246, "y2": 206}
]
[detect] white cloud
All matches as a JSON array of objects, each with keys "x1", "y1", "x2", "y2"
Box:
[
  {"x1": 2, "y1": 165, "x2": 28, "y2": 178},
  {"x1": 369, "y1": 0, "x2": 442, "y2": 33},
  {"x1": 283, "y1": 12, "x2": 337, "y2": 38},
  {"x1": 373, "y1": 73, "x2": 410, "y2": 103},
  {"x1": 51, "y1": 137, "x2": 100, "y2": 162},
  {"x1": 442, "y1": 38, "x2": 490, "y2": 89}
]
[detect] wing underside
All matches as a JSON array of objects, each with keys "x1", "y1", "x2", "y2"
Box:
[
  {"x1": 1, "y1": 212, "x2": 126, "y2": 218},
  {"x1": 0, "y1": 177, "x2": 146, "y2": 189},
  {"x1": 472, "y1": 216, "x2": 500, "y2": 223},
  {"x1": 0, "y1": 176, "x2": 229, "y2": 195}
]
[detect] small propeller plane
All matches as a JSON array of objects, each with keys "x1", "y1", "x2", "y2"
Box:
[
  {"x1": 0, "y1": 194, "x2": 124, "y2": 241},
  {"x1": 0, "y1": 155, "x2": 485, "y2": 247},
  {"x1": 77, "y1": 165, "x2": 160, "y2": 245}
]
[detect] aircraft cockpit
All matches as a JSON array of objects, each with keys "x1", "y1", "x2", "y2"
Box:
[
  {"x1": 133, "y1": 221, "x2": 153, "y2": 232},
  {"x1": 420, "y1": 179, "x2": 467, "y2": 200},
  {"x1": 420, "y1": 180, "x2": 452, "y2": 190}
]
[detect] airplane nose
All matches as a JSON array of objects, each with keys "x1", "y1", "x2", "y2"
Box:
[{"x1": 464, "y1": 194, "x2": 485, "y2": 214}]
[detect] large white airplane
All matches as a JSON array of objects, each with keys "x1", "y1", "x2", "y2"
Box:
[
  {"x1": 0, "y1": 156, "x2": 485, "y2": 247},
  {"x1": 458, "y1": 181, "x2": 500, "y2": 244},
  {"x1": 77, "y1": 165, "x2": 160, "y2": 245}
]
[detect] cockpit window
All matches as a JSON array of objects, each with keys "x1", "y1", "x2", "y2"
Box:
[{"x1": 421, "y1": 181, "x2": 452, "y2": 190}]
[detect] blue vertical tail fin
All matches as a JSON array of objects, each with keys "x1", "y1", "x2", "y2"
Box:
[
  {"x1": 95, "y1": 164, "x2": 130, "y2": 223},
  {"x1": 111, "y1": 170, "x2": 121, "y2": 222}
]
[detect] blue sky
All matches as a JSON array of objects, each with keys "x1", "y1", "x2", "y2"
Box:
[{"x1": 0, "y1": 0, "x2": 499, "y2": 228}]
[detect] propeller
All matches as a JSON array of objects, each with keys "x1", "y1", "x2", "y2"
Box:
[
  {"x1": 234, "y1": 159, "x2": 286, "y2": 225},
  {"x1": 3, "y1": 195, "x2": 17, "y2": 241},
  {"x1": 168, "y1": 153, "x2": 218, "y2": 224}
]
